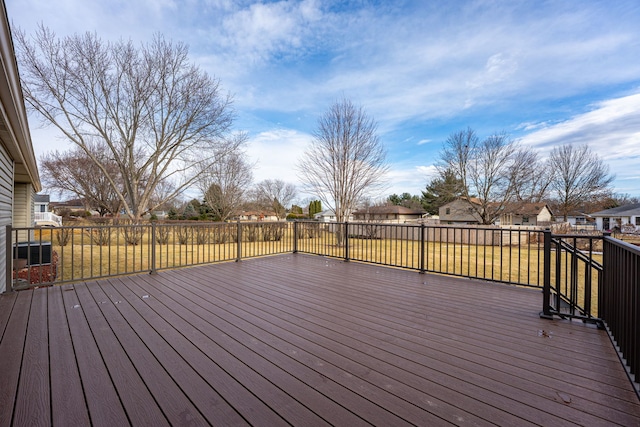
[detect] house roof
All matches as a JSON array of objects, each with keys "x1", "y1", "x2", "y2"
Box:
[
  {"x1": 35, "y1": 194, "x2": 50, "y2": 203},
  {"x1": 440, "y1": 197, "x2": 483, "y2": 208},
  {"x1": 0, "y1": 7, "x2": 40, "y2": 191},
  {"x1": 590, "y1": 203, "x2": 640, "y2": 217},
  {"x1": 503, "y1": 203, "x2": 552, "y2": 216},
  {"x1": 353, "y1": 205, "x2": 425, "y2": 215}
]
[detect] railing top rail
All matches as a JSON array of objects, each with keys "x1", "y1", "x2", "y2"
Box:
[
  {"x1": 604, "y1": 235, "x2": 640, "y2": 255},
  {"x1": 550, "y1": 233, "x2": 604, "y2": 239}
]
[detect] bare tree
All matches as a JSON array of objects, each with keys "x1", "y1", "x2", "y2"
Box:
[
  {"x1": 297, "y1": 98, "x2": 388, "y2": 244},
  {"x1": 440, "y1": 128, "x2": 519, "y2": 224},
  {"x1": 16, "y1": 26, "x2": 239, "y2": 219},
  {"x1": 197, "y1": 135, "x2": 253, "y2": 221},
  {"x1": 548, "y1": 144, "x2": 614, "y2": 221},
  {"x1": 508, "y1": 147, "x2": 552, "y2": 203},
  {"x1": 253, "y1": 179, "x2": 297, "y2": 220},
  {"x1": 40, "y1": 142, "x2": 122, "y2": 216}
]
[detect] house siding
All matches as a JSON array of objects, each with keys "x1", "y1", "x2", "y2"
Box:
[
  {"x1": 0, "y1": 142, "x2": 13, "y2": 293},
  {"x1": 13, "y1": 183, "x2": 34, "y2": 242}
]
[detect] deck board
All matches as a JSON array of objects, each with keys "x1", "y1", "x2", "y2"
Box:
[
  {"x1": 1, "y1": 253, "x2": 639, "y2": 426},
  {"x1": 13, "y1": 288, "x2": 49, "y2": 427},
  {"x1": 47, "y1": 286, "x2": 91, "y2": 427}
]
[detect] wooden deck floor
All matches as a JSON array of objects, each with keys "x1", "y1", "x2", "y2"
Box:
[{"x1": 1, "y1": 254, "x2": 639, "y2": 426}]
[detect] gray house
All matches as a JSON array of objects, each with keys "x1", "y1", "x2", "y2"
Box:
[
  {"x1": 590, "y1": 203, "x2": 640, "y2": 232},
  {"x1": 0, "y1": 6, "x2": 41, "y2": 292}
]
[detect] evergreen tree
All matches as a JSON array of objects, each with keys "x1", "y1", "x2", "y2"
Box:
[
  {"x1": 421, "y1": 169, "x2": 464, "y2": 215},
  {"x1": 308, "y1": 200, "x2": 322, "y2": 217},
  {"x1": 387, "y1": 193, "x2": 422, "y2": 209}
]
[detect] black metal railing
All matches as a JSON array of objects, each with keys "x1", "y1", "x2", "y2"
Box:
[
  {"x1": 4, "y1": 219, "x2": 639, "y2": 393},
  {"x1": 600, "y1": 236, "x2": 640, "y2": 393},
  {"x1": 6, "y1": 221, "x2": 294, "y2": 289},
  {"x1": 295, "y1": 221, "x2": 546, "y2": 287},
  {"x1": 541, "y1": 231, "x2": 604, "y2": 323}
]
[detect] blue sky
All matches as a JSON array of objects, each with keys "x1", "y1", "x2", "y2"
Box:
[{"x1": 7, "y1": 0, "x2": 640, "y2": 200}]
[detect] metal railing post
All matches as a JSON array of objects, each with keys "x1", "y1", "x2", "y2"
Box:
[
  {"x1": 419, "y1": 223, "x2": 426, "y2": 274},
  {"x1": 344, "y1": 222, "x2": 350, "y2": 262},
  {"x1": 5, "y1": 225, "x2": 12, "y2": 293},
  {"x1": 541, "y1": 228, "x2": 553, "y2": 319},
  {"x1": 150, "y1": 222, "x2": 157, "y2": 275},
  {"x1": 236, "y1": 219, "x2": 242, "y2": 262},
  {"x1": 293, "y1": 221, "x2": 298, "y2": 254}
]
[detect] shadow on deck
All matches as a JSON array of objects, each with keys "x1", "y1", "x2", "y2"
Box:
[{"x1": 1, "y1": 254, "x2": 639, "y2": 426}]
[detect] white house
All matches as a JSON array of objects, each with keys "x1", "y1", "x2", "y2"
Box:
[
  {"x1": 0, "y1": 6, "x2": 42, "y2": 292},
  {"x1": 34, "y1": 194, "x2": 63, "y2": 226},
  {"x1": 590, "y1": 203, "x2": 640, "y2": 232},
  {"x1": 313, "y1": 209, "x2": 354, "y2": 222},
  {"x1": 352, "y1": 205, "x2": 425, "y2": 223}
]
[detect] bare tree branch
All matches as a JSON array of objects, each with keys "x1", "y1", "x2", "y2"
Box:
[
  {"x1": 549, "y1": 144, "x2": 614, "y2": 221},
  {"x1": 15, "y1": 26, "x2": 237, "y2": 219},
  {"x1": 197, "y1": 133, "x2": 253, "y2": 221},
  {"x1": 253, "y1": 179, "x2": 297, "y2": 220},
  {"x1": 440, "y1": 128, "x2": 520, "y2": 224},
  {"x1": 297, "y1": 98, "x2": 388, "y2": 243}
]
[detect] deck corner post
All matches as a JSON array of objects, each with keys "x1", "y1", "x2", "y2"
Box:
[
  {"x1": 5, "y1": 225, "x2": 13, "y2": 293},
  {"x1": 540, "y1": 228, "x2": 553, "y2": 319},
  {"x1": 419, "y1": 223, "x2": 426, "y2": 274},
  {"x1": 149, "y1": 222, "x2": 157, "y2": 275},
  {"x1": 236, "y1": 219, "x2": 242, "y2": 262},
  {"x1": 293, "y1": 221, "x2": 298, "y2": 254},
  {"x1": 344, "y1": 222, "x2": 350, "y2": 262}
]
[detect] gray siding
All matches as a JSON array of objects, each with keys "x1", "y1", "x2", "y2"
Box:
[{"x1": 0, "y1": 142, "x2": 14, "y2": 293}]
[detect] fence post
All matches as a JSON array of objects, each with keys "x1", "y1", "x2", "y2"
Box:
[
  {"x1": 540, "y1": 228, "x2": 553, "y2": 319},
  {"x1": 150, "y1": 222, "x2": 157, "y2": 275},
  {"x1": 344, "y1": 222, "x2": 350, "y2": 262},
  {"x1": 293, "y1": 221, "x2": 298, "y2": 254},
  {"x1": 236, "y1": 219, "x2": 242, "y2": 262},
  {"x1": 5, "y1": 225, "x2": 12, "y2": 293},
  {"x1": 419, "y1": 223, "x2": 426, "y2": 274}
]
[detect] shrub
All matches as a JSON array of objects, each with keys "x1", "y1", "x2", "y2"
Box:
[
  {"x1": 55, "y1": 228, "x2": 71, "y2": 246},
  {"x1": 86, "y1": 227, "x2": 111, "y2": 246},
  {"x1": 155, "y1": 226, "x2": 170, "y2": 244},
  {"x1": 195, "y1": 226, "x2": 210, "y2": 244},
  {"x1": 176, "y1": 226, "x2": 191, "y2": 244},
  {"x1": 122, "y1": 225, "x2": 146, "y2": 245}
]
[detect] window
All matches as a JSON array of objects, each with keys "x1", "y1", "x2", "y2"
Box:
[
  {"x1": 522, "y1": 216, "x2": 529, "y2": 223},
  {"x1": 636, "y1": 217, "x2": 640, "y2": 226},
  {"x1": 445, "y1": 208, "x2": 450, "y2": 215}
]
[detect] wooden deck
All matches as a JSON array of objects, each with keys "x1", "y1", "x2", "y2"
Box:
[{"x1": 1, "y1": 254, "x2": 639, "y2": 426}]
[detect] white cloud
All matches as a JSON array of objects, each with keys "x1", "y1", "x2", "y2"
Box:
[
  {"x1": 521, "y1": 92, "x2": 640, "y2": 161},
  {"x1": 246, "y1": 128, "x2": 311, "y2": 184},
  {"x1": 520, "y1": 91, "x2": 640, "y2": 195}
]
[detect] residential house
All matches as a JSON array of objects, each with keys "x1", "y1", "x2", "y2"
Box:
[
  {"x1": 313, "y1": 209, "x2": 354, "y2": 222},
  {"x1": 352, "y1": 205, "x2": 425, "y2": 223},
  {"x1": 0, "y1": 8, "x2": 42, "y2": 292},
  {"x1": 34, "y1": 194, "x2": 63, "y2": 226},
  {"x1": 34, "y1": 194, "x2": 49, "y2": 213},
  {"x1": 438, "y1": 198, "x2": 483, "y2": 225},
  {"x1": 499, "y1": 203, "x2": 553, "y2": 226},
  {"x1": 590, "y1": 203, "x2": 640, "y2": 232},
  {"x1": 236, "y1": 211, "x2": 279, "y2": 221}
]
